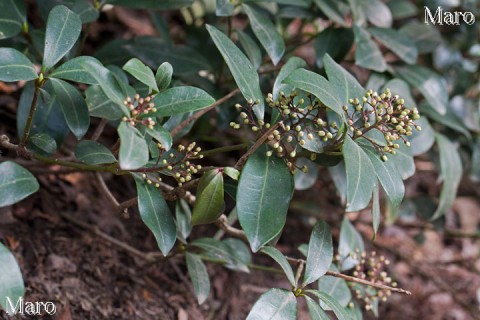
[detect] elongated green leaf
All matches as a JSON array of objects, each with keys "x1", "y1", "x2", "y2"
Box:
[
  {"x1": 318, "y1": 265, "x2": 352, "y2": 309},
  {"x1": 146, "y1": 123, "x2": 172, "y2": 151},
  {"x1": 29, "y1": 133, "x2": 57, "y2": 156},
  {"x1": 283, "y1": 68, "x2": 343, "y2": 117},
  {"x1": 304, "y1": 296, "x2": 329, "y2": 320},
  {"x1": 85, "y1": 85, "x2": 126, "y2": 120},
  {"x1": 107, "y1": 0, "x2": 193, "y2": 9},
  {"x1": 155, "y1": 62, "x2": 173, "y2": 91},
  {"x1": 50, "y1": 56, "x2": 98, "y2": 84},
  {"x1": 408, "y1": 117, "x2": 435, "y2": 156},
  {"x1": 372, "y1": 184, "x2": 380, "y2": 236},
  {"x1": 75, "y1": 140, "x2": 116, "y2": 164},
  {"x1": 312, "y1": 0, "x2": 345, "y2": 25},
  {"x1": 223, "y1": 167, "x2": 240, "y2": 180},
  {"x1": 323, "y1": 54, "x2": 365, "y2": 109},
  {"x1": 303, "y1": 221, "x2": 333, "y2": 287},
  {"x1": 400, "y1": 21, "x2": 442, "y2": 54},
  {"x1": 190, "y1": 238, "x2": 249, "y2": 272},
  {"x1": 0, "y1": 243, "x2": 24, "y2": 316},
  {"x1": 192, "y1": 170, "x2": 225, "y2": 225},
  {"x1": 217, "y1": 0, "x2": 234, "y2": 16},
  {"x1": 243, "y1": 4, "x2": 285, "y2": 66},
  {"x1": 175, "y1": 199, "x2": 192, "y2": 243},
  {"x1": 365, "y1": 0, "x2": 392, "y2": 27},
  {"x1": 42, "y1": 5, "x2": 81, "y2": 71},
  {"x1": 388, "y1": 0, "x2": 418, "y2": 19},
  {"x1": 0, "y1": 48, "x2": 37, "y2": 82},
  {"x1": 223, "y1": 238, "x2": 252, "y2": 266},
  {"x1": 237, "y1": 146, "x2": 294, "y2": 252},
  {"x1": 431, "y1": 134, "x2": 462, "y2": 220},
  {"x1": 294, "y1": 158, "x2": 318, "y2": 191},
  {"x1": 396, "y1": 65, "x2": 448, "y2": 115},
  {"x1": 118, "y1": 122, "x2": 149, "y2": 170},
  {"x1": 0, "y1": 162, "x2": 39, "y2": 208},
  {"x1": 206, "y1": 24, "x2": 264, "y2": 119},
  {"x1": 391, "y1": 142, "x2": 415, "y2": 179},
  {"x1": 368, "y1": 27, "x2": 417, "y2": 64},
  {"x1": 185, "y1": 252, "x2": 210, "y2": 304},
  {"x1": 273, "y1": 57, "x2": 306, "y2": 100},
  {"x1": 237, "y1": 30, "x2": 262, "y2": 70},
  {"x1": 420, "y1": 102, "x2": 471, "y2": 139},
  {"x1": 50, "y1": 78, "x2": 90, "y2": 139},
  {"x1": 0, "y1": 0, "x2": 25, "y2": 39},
  {"x1": 260, "y1": 246, "x2": 296, "y2": 287},
  {"x1": 353, "y1": 26, "x2": 386, "y2": 72},
  {"x1": 134, "y1": 176, "x2": 176, "y2": 255},
  {"x1": 150, "y1": 86, "x2": 215, "y2": 117},
  {"x1": 246, "y1": 289, "x2": 297, "y2": 320},
  {"x1": 123, "y1": 58, "x2": 158, "y2": 92},
  {"x1": 305, "y1": 290, "x2": 349, "y2": 320},
  {"x1": 338, "y1": 217, "x2": 364, "y2": 271},
  {"x1": 343, "y1": 135, "x2": 376, "y2": 212},
  {"x1": 314, "y1": 27, "x2": 353, "y2": 69}
]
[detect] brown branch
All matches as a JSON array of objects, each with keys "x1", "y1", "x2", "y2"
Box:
[
  {"x1": 324, "y1": 271, "x2": 411, "y2": 295},
  {"x1": 91, "y1": 119, "x2": 108, "y2": 141},
  {"x1": 94, "y1": 172, "x2": 120, "y2": 208},
  {"x1": 214, "y1": 214, "x2": 247, "y2": 241}
]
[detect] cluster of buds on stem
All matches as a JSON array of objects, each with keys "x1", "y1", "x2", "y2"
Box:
[
  {"x1": 345, "y1": 88, "x2": 421, "y2": 161},
  {"x1": 122, "y1": 94, "x2": 157, "y2": 129}
]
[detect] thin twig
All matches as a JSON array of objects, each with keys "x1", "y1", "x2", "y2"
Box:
[
  {"x1": 324, "y1": 271, "x2": 411, "y2": 295},
  {"x1": 94, "y1": 172, "x2": 120, "y2": 208},
  {"x1": 20, "y1": 82, "x2": 41, "y2": 147},
  {"x1": 91, "y1": 119, "x2": 108, "y2": 141},
  {"x1": 214, "y1": 214, "x2": 247, "y2": 241},
  {"x1": 294, "y1": 260, "x2": 305, "y2": 288}
]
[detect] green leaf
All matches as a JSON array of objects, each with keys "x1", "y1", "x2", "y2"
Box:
[
  {"x1": 390, "y1": 142, "x2": 415, "y2": 179},
  {"x1": 273, "y1": 57, "x2": 306, "y2": 100},
  {"x1": 0, "y1": 48, "x2": 37, "y2": 82},
  {"x1": 50, "y1": 56, "x2": 98, "y2": 85},
  {"x1": 190, "y1": 238, "x2": 249, "y2": 272},
  {"x1": 0, "y1": 161, "x2": 39, "y2": 208},
  {"x1": 305, "y1": 290, "x2": 349, "y2": 320},
  {"x1": 175, "y1": 199, "x2": 192, "y2": 243},
  {"x1": 123, "y1": 58, "x2": 158, "y2": 92},
  {"x1": 314, "y1": 27, "x2": 353, "y2": 69},
  {"x1": 338, "y1": 217, "x2": 364, "y2": 271},
  {"x1": 283, "y1": 68, "x2": 344, "y2": 117},
  {"x1": 85, "y1": 85, "x2": 125, "y2": 120},
  {"x1": 318, "y1": 265, "x2": 352, "y2": 309},
  {"x1": 312, "y1": 0, "x2": 345, "y2": 26},
  {"x1": 294, "y1": 158, "x2": 318, "y2": 191},
  {"x1": 302, "y1": 221, "x2": 333, "y2": 287},
  {"x1": 368, "y1": 27, "x2": 417, "y2": 64},
  {"x1": 243, "y1": 4, "x2": 285, "y2": 66},
  {"x1": 206, "y1": 24, "x2": 264, "y2": 119},
  {"x1": 408, "y1": 117, "x2": 435, "y2": 156},
  {"x1": 192, "y1": 170, "x2": 225, "y2": 225},
  {"x1": 372, "y1": 185, "x2": 380, "y2": 236},
  {"x1": 246, "y1": 289, "x2": 297, "y2": 320},
  {"x1": 365, "y1": 0, "x2": 392, "y2": 27},
  {"x1": 420, "y1": 102, "x2": 471, "y2": 139},
  {"x1": 323, "y1": 54, "x2": 365, "y2": 109},
  {"x1": 118, "y1": 122, "x2": 149, "y2": 170},
  {"x1": 223, "y1": 238, "x2": 252, "y2": 266},
  {"x1": 0, "y1": 243, "x2": 24, "y2": 316},
  {"x1": 145, "y1": 124, "x2": 172, "y2": 151},
  {"x1": 396, "y1": 65, "x2": 448, "y2": 115},
  {"x1": 431, "y1": 134, "x2": 462, "y2": 220},
  {"x1": 353, "y1": 25, "x2": 386, "y2": 72},
  {"x1": 0, "y1": 0, "x2": 26, "y2": 39},
  {"x1": 237, "y1": 145, "x2": 294, "y2": 252},
  {"x1": 150, "y1": 86, "x2": 215, "y2": 117},
  {"x1": 29, "y1": 133, "x2": 57, "y2": 156},
  {"x1": 237, "y1": 30, "x2": 262, "y2": 70},
  {"x1": 107, "y1": 0, "x2": 193, "y2": 9},
  {"x1": 260, "y1": 246, "x2": 296, "y2": 287},
  {"x1": 75, "y1": 140, "x2": 116, "y2": 165},
  {"x1": 382, "y1": 78, "x2": 416, "y2": 108},
  {"x1": 134, "y1": 175, "x2": 176, "y2": 255},
  {"x1": 399, "y1": 21, "x2": 442, "y2": 54},
  {"x1": 342, "y1": 135, "x2": 376, "y2": 212},
  {"x1": 304, "y1": 296, "x2": 329, "y2": 320},
  {"x1": 217, "y1": 0, "x2": 235, "y2": 16},
  {"x1": 185, "y1": 252, "x2": 210, "y2": 305},
  {"x1": 224, "y1": 167, "x2": 240, "y2": 180},
  {"x1": 155, "y1": 62, "x2": 173, "y2": 91},
  {"x1": 42, "y1": 5, "x2": 82, "y2": 71},
  {"x1": 50, "y1": 78, "x2": 90, "y2": 139}
]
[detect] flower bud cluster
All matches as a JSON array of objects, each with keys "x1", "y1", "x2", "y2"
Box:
[
  {"x1": 345, "y1": 88, "x2": 421, "y2": 161},
  {"x1": 121, "y1": 94, "x2": 158, "y2": 129}
]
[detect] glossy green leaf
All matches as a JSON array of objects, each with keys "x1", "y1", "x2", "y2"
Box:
[
  {"x1": 305, "y1": 290, "x2": 349, "y2": 320},
  {"x1": 260, "y1": 246, "x2": 296, "y2": 287},
  {"x1": 246, "y1": 289, "x2": 297, "y2": 320},
  {"x1": 145, "y1": 123, "x2": 172, "y2": 151},
  {"x1": 75, "y1": 140, "x2": 116, "y2": 165},
  {"x1": 29, "y1": 133, "x2": 57, "y2": 156},
  {"x1": 324, "y1": 54, "x2": 365, "y2": 109},
  {"x1": 383, "y1": 79, "x2": 416, "y2": 108},
  {"x1": 155, "y1": 62, "x2": 173, "y2": 91},
  {"x1": 71, "y1": 0, "x2": 99, "y2": 23},
  {"x1": 368, "y1": 27, "x2": 417, "y2": 64},
  {"x1": 123, "y1": 58, "x2": 158, "y2": 92},
  {"x1": 223, "y1": 238, "x2": 252, "y2": 266},
  {"x1": 388, "y1": 0, "x2": 418, "y2": 19},
  {"x1": 237, "y1": 30, "x2": 262, "y2": 70},
  {"x1": 217, "y1": 0, "x2": 234, "y2": 16},
  {"x1": 400, "y1": 21, "x2": 442, "y2": 54},
  {"x1": 420, "y1": 102, "x2": 471, "y2": 139},
  {"x1": 175, "y1": 199, "x2": 192, "y2": 243},
  {"x1": 303, "y1": 220, "x2": 333, "y2": 287},
  {"x1": 431, "y1": 134, "x2": 462, "y2": 220},
  {"x1": 390, "y1": 142, "x2": 415, "y2": 179},
  {"x1": 343, "y1": 135, "x2": 376, "y2": 212},
  {"x1": 283, "y1": 68, "x2": 343, "y2": 117},
  {"x1": 313, "y1": 0, "x2": 345, "y2": 25},
  {"x1": 50, "y1": 78, "x2": 90, "y2": 139},
  {"x1": 134, "y1": 175, "x2": 176, "y2": 255},
  {"x1": 353, "y1": 26, "x2": 386, "y2": 72},
  {"x1": 50, "y1": 56, "x2": 98, "y2": 84},
  {"x1": 294, "y1": 158, "x2": 318, "y2": 191},
  {"x1": 107, "y1": 0, "x2": 193, "y2": 9},
  {"x1": 0, "y1": 48, "x2": 37, "y2": 82},
  {"x1": 304, "y1": 296, "x2": 329, "y2": 320},
  {"x1": 372, "y1": 185, "x2": 380, "y2": 236},
  {"x1": 0, "y1": 0, "x2": 26, "y2": 39},
  {"x1": 118, "y1": 122, "x2": 149, "y2": 170},
  {"x1": 42, "y1": 5, "x2": 82, "y2": 71},
  {"x1": 0, "y1": 243, "x2": 24, "y2": 316},
  {"x1": 224, "y1": 167, "x2": 240, "y2": 180},
  {"x1": 396, "y1": 65, "x2": 448, "y2": 115},
  {"x1": 206, "y1": 24, "x2": 264, "y2": 119},
  {"x1": 408, "y1": 117, "x2": 435, "y2": 156},
  {"x1": 85, "y1": 85, "x2": 126, "y2": 120},
  {"x1": 192, "y1": 170, "x2": 225, "y2": 225},
  {"x1": 190, "y1": 238, "x2": 249, "y2": 272},
  {"x1": 243, "y1": 4, "x2": 285, "y2": 66},
  {"x1": 0, "y1": 162, "x2": 39, "y2": 208},
  {"x1": 150, "y1": 86, "x2": 215, "y2": 117},
  {"x1": 338, "y1": 217, "x2": 364, "y2": 271},
  {"x1": 185, "y1": 252, "x2": 210, "y2": 304},
  {"x1": 237, "y1": 146, "x2": 294, "y2": 252},
  {"x1": 318, "y1": 265, "x2": 352, "y2": 309},
  {"x1": 314, "y1": 27, "x2": 353, "y2": 69},
  {"x1": 365, "y1": 0, "x2": 392, "y2": 27},
  {"x1": 273, "y1": 57, "x2": 306, "y2": 100}
]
